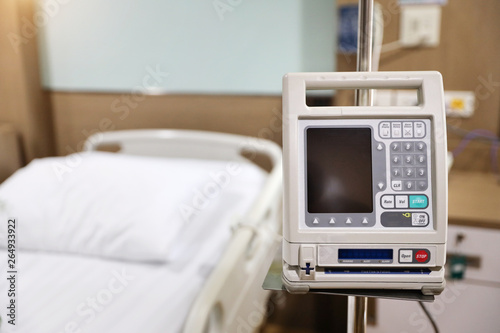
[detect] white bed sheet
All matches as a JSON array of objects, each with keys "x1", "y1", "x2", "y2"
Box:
[
  {"x1": 0, "y1": 242, "x2": 217, "y2": 333},
  {"x1": 0, "y1": 197, "x2": 257, "y2": 332},
  {"x1": 0, "y1": 158, "x2": 266, "y2": 333}
]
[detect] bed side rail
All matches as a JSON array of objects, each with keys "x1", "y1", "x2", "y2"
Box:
[
  {"x1": 183, "y1": 138, "x2": 282, "y2": 333},
  {"x1": 83, "y1": 129, "x2": 280, "y2": 166}
]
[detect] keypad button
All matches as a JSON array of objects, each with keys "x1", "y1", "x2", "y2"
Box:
[
  {"x1": 416, "y1": 155, "x2": 426, "y2": 165},
  {"x1": 412, "y1": 213, "x2": 429, "y2": 226},
  {"x1": 404, "y1": 167, "x2": 415, "y2": 178},
  {"x1": 381, "y1": 195, "x2": 395, "y2": 208},
  {"x1": 414, "y1": 122, "x2": 425, "y2": 138},
  {"x1": 391, "y1": 142, "x2": 401, "y2": 152},
  {"x1": 392, "y1": 122, "x2": 402, "y2": 138},
  {"x1": 392, "y1": 155, "x2": 402, "y2": 165},
  {"x1": 392, "y1": 181, "x2": 402, "y2": 191},
  {"x1": 404, "y1": 155, "x2": 414, "y2": 165},
  {"x1": 395, "y1": 195, "x2": 408, "y2": 208},
  {"x1": 409, "y1": 195, "x2": 428, "y2": 208},
  {"x1": 405, "y1": 181, "x2": 415, "y2": 190},
  {"x1": 403, "y1": 142, "x2": 414, "y2": 151},
  {"x1": 400, "y1": 250, "x2": 413, "y2": 263},
  {"x1": 380, "y1": 122, "x2": 391, "y2": 138},
  {"x1": 403, "y1": 122, "x2": 414, "y2": 138},
  {"x1": 417, "y1": 168, "x2": 426, "y2": 177},
  {"x1": 416, "y1": 142, "x2": 426, "y2": 151},
  {"x1": 417, "y1": 181, "x2": 428, "y2": 190},
  {"x1": 392, "y1": 167, "x2": 402, "y2": 178}
]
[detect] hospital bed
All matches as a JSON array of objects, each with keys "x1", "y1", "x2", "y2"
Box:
[{"x1": 0, "y1": 129, "x2": 282, "y2": 333}]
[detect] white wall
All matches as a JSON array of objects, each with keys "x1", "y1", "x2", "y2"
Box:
[{"x1": 38, "y1": 0, "x2": 336, "y2": 94}]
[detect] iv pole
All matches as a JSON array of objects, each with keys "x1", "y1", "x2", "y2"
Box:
[
  {"x1": 348, "y1": 0, "x2": 374, "y2": 332},
  {"x1": 355, "y1": 0, "x2": 374, "y2": 105}
]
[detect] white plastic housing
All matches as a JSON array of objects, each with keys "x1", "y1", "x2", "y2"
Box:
[{"x1": 282, "y1": 71, "x2": 448, "y2": 293}]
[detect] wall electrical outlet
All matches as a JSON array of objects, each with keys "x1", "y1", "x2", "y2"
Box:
[
  {"x1": 400, "y1": 5, "x2": 441, "y2": 47},
  {"x1": 374, "y1": 89, "x2": 475, "y2": 118},
  {"x1": 444, "y1": 91, "x2": 475, "y2": 117}
]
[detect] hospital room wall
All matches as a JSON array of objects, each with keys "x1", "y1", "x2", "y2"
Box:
[
  {"x1": 337, "y1": 0, "x2": 500, "y2": 173},
  {"x1": 38, "y1": 0, "x2": 500, "y2": 173},
  {"x1": 1, "y1": 0, "x2": 498, "y2": 174},
  {"x1": 42, "y1": 0, "x2": 304, "y2": 156},
  {"x1": 2, "y1": 0, "x2": 324, "y2": 160},
  {"x1": 0, "y1": 0, "x2": 55, "y2": 163}
]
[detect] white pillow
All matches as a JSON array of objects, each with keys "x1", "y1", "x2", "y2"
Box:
[{"x1": 0, "y1": 152, "x2": 263, "y2": 263}]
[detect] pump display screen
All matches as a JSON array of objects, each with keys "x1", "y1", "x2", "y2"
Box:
[
  {"x1": 306, "y1": 128, "x2": 373, "y2": 213},
  {"x1": 338, "y1": 249, "x2": 393, "y2": 260}
]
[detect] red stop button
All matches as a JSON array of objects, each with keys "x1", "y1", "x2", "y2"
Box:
[{"x1": 415, "y1": 250, "x2": 429, "y2": 262}]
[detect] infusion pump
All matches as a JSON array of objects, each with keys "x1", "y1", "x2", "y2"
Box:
[{"x1": 282, "y1": 72, "x2": 448, "y2": 295}]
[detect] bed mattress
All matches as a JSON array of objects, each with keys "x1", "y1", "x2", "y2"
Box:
[
  {"x1": 1, "y1": 247, "x2": 218, "y2": 333},
  {"x1": 0, "y1": 153, "x2": 266, "y2": 332}
]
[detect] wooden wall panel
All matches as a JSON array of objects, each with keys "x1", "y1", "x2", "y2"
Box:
[
  {"x1": 337, "y1": 0, "x2": 500, "y2": 172},
  {"x1": 0, "y1": 0, "x2": 55, "y2": 162},
  {"x1": 51, "y1": 93, "x2": 283, "y2": 155},
  {"x1": 0, "y1": 124, "x2": 23, "y2": 182}
]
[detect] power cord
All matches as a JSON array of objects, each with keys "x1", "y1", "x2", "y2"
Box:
[
  {"x1": 447, "y1": 123, "x2": 500, "y2": 182},
  {"x1": 418, "y1": 302, "x2": 439, "y2": 333}
]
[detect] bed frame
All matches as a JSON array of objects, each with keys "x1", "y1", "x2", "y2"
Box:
[{"x1": 84, "y1": 129, "x2": 282, "y2": 333}]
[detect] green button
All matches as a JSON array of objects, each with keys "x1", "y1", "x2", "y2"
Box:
[{"x1": 409, "y1": 195, "x2": 428, "y2": 208}]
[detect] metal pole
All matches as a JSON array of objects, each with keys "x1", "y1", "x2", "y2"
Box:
[
  {"x1": 355, "y1": 0, "x2": 374, "y2": 106},
  {"x1": 349, "y1": 0, "x2": 374, "y2": 332},
  {"x1": 347, "y1": 296, "x2": 368, "y2": 333}
]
